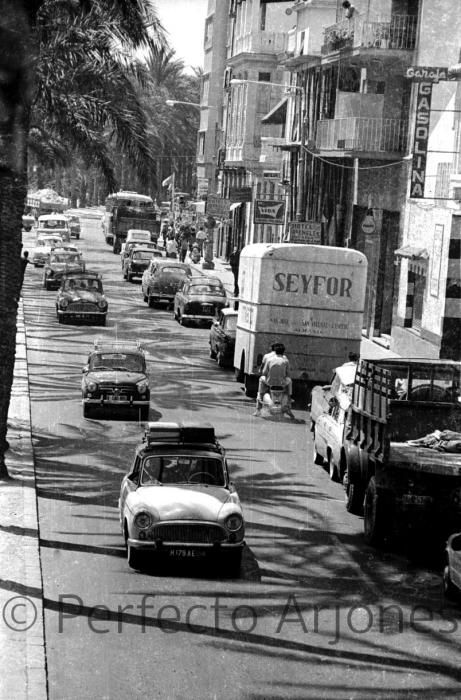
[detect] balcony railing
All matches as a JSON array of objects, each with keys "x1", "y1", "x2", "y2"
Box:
[
  {"x1": 233, "y1": 31, "x2": 288, "y2": 56},
  {"x1": 322, "y1": 15, "x2": 417, "y2": 54},
  {"x1": 316, "y1": 117, "x2": 408, "y2": 154}
]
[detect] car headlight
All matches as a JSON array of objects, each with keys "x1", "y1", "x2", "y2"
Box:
[
  {"x1": 136, "y1": 380, "x2": 149, "y2": 395},
  {"x1": 86, "y1": 380, "x2": 98, "y2": 392},
  {"x1": 225, "y1": 514, "x2": 243, "y2": 532},
  {"x1": 60, "y1": 299, "x2": 69, "y2": 308},
  {"x1": 98, "y1": 299, "x2": 107, "y2": 310},
  {"x1": 134, "y1": 511, "x2": 152, "y2": 530}
]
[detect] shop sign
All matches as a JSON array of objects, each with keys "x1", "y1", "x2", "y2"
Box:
[
  {"x1": 409, "y1": 82, "x2": 432, "y2": 199},
  {"x1": 229, "y1": 186, "x2": 252, "y2": 203},
  {"x1": 206, "y1": 194, "x2": 231, "y2": 218},
  {"x1": 285, "y1": 221, "x2": 321, "y2": 244},
  {"x1": 405, "y1": 66, "x2": 454, "y2": 83},
  {"x1": 254, "y1": 199, "x2": 285, "y2": 225}
]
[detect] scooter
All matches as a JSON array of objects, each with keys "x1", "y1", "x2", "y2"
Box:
[{"x1": 261, "y1": 385, "x2": 295, "y2": 420}]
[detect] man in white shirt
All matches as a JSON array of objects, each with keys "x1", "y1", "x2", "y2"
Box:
[{"x1": 254, "y1": 343, "x2": 294, "y2": 417}]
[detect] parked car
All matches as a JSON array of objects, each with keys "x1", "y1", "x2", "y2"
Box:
[
  {"x1": 444, "y1": 532, "x2": 461, "y2": 598},
  {"x1": 121, "y1": 240, "x2": 158, "y2": 269},
  {"x1": 310, "y1": 362, "x2": 357, "y2": 482},
  {"x1": 81, "y1": 341, "x2": 150, "y2": 420},
  {"x1": 22, "y1": 213, "x2": 35, "y2": 231},
  {"x1": 119, "y1": 422, "x2": 245, "y2": 572},
  {"x1": 209, "y1": 308, "x2": 238, "y2": 367},
  {"x1": 43, "y1": 249, "x2": 85, "y2": 290},
  {"x1": 123, "y1": 247, "x2": 162, "y2": 282},
  {"x1": 56, "y1": 272, "x2": 108, "y2": 325},
  {"x1": 67, "y1": 214, "x2": 81, "y2": 239},
  {"x1": 36, "y1": 214, "x2": 70, "y2": 242},
  {"x1": 174, "y1": 276, "x2": 228, "y2": 326},
  {"x1": 142, "y1": 259, "x2": 192, "y2": 307},
  {"x1": 31, "y1": 235, "x2": 64, "y2": 267}
]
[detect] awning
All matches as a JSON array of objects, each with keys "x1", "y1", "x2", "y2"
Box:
[
  {"x1": 261, "y1": 97, "x2": 288, "y2": 125},
  {"x1": 394, "y1": 246, "x2": 429, "y2": 260},
  {"x1": 230, "y1": 202, "x2": 242, "y2": 211}
]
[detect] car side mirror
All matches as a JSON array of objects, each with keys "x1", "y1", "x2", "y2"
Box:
[{"x1": 82, "y1": 365, "x2": 89, "y2": 373}]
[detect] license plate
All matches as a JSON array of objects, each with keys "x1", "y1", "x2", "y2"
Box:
[
  {"x1": 168, "y1": 548, "x2": 206, "y2": 559},
  {"x1": 107, "y1": 394, "x2": 127, "y2": 402},
  {"x1": 202, "y1": 305, "x2": 213, "y2": 313},
  {"x1": 400, "y1": 494, "x2": 430, "y2": 505}
]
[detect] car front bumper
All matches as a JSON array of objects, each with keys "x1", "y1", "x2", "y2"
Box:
[
  {"x1": 83, "y1": 398, "x2": 149, "y2": 407},
  {"x1": 127, "y1": 538, "x2": 244, "y2": 551}
]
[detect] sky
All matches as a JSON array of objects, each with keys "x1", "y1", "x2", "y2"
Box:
[{"x1": 154, "y1": 0, "x2": 208, "y2": 71}]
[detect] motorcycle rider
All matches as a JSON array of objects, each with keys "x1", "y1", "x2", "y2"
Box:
[{"x1": 254, "y1": 342, "x2": 294, "y2": 418}]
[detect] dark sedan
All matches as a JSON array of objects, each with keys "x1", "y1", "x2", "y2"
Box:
[
  {"x1": 43, "y1": 250, "x2": 85, "y2": 290},
  {"x1": 123, "y1": 247, "x2": 162, "y2": 282},
  {"x1": 209, "y1": 308, "x2": 238, "y2": 367},
  {"x1": 142, "y1": 260, "x2": 192, "y2": 307},
  {"x1": 174, "y1": 276, "x2": 228, "y2": 326},
  {"x1": 56, "y1": 272, "x2": 108, "y2": 325}
]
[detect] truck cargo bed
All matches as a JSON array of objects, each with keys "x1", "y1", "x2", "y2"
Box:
[{"x1": 389, "y1": 442, "x2": 461, "y2": 475}]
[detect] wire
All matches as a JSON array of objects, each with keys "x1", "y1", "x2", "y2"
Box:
[{"x1": 302, "y1": 143, "x2": 410, "y2": 170}]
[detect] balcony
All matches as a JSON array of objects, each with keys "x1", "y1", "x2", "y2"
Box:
[
  {"x1": 321, "y1": 15, "x2": 417, "y2": 55},
  {"x1": 232, "y1": 31, "x2": 288, "y2": 57},
  {"x1": 316, "y1": 117, "x2": 408, "y2": 156}
]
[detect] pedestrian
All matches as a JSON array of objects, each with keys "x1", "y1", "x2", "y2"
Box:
[
  {"x1": 179, "y1": 235, "x2": 189, "y2": 263},
  {"x1": 229, "y1": 246, "x2": 240, "y2": 297},
  {"x1": 196, "y1": 226, "x2": 207, "y2": 255},
  {"x1": 166, "y1": 235, "x2": 177, "y2": 259},
  {"x1": 16, "y1": 250, "x2": 29, "y2": 301}
]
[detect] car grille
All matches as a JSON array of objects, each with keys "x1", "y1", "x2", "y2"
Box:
[
  {"x1": 151, "y1": 523, "x2": 226, "y2": 543},
  {"x1": 100, "y1": 383, "x2": 135, "y2": 394},
  {"x1": 68, "y1": 302, "x2": 99, "y2": 312}
]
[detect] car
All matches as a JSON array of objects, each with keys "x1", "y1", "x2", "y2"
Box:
[
  {"x1": 119, "y1": 421, "x2": 245, "y2": 572},
  {"x1": 43, "y1": 249, "x2": 85, "y2": 290},
  {"x1": 209, "y1": 308, "x2": 238, "y2": 367},
  {"x1": 81, "y1": 341, "x2": 150, "y2": 420},
  {"x1": 444, "y1": 532, "x2": 461, "y2": 598},
  {"x1": 36, "y1": 214, "x2": 70, "y2": 242},
  {"x1": 310, "y1": 362, "x2": 357, "y2": 482},
  {"x1": 142, "y1": 259, "x2": 192, "y2": 307},
  {"x1": 123, "y1": 246, "x2": 162, "y2": 282},
  {"x1": 31, "y1": 235, "x2": 64, "y2": 267},
  {"x1": 120, "y1": 240, "x2": 159, "y2": 270},
  {"x1": 56, "y1": 272, "x2": 108, "y2": 325},
  {"x1": 126, "y1": 229, "x2": 152, "y2": 245},
  {"x1": 67, "y1": 214, "x2": 81, "y2": 239},
  {"x1": 22, "y1": 213, "x2": 35, "y2": 232},
  {"x1": 174, "y1": 276, "x2": 228, "y2": 326}
]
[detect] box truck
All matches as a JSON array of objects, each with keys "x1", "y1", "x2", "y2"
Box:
[{"x1": 234, "y1": 244, "x2": 367, "y2": 396}]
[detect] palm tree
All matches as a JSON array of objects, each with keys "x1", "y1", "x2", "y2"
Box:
[{"x1": 0, "y1": 0, "x2": 165, "y2": 479}]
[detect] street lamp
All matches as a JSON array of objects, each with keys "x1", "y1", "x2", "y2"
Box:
[{"x1": 165, "y1": 99, "x2": 218, "y2": 109}]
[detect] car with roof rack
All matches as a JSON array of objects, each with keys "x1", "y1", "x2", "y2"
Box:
[
  {"x1": 119, "y1": 422, "x2": 245, "y2": 573},
  {"x1": 56, "y1": 272, "x2": 108, "y2": 325},
  {"x1": 42, "y1": 248, "x2": 85, "y2": 290}
]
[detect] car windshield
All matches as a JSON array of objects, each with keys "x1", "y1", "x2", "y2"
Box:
[
  {"x1": 140, "y1": 455, "x2": 225, "y2": 486},
  {"x1": 41, "y1": 219, "x2": 67, "y2": 229},
  {"x1": 64, "y1": 278, "x2": 102, "y2": 292},
  {"x1": 133, "y1": 251, "x2": 153, "y2": 260},
  {"x1": 190, "y1": 284, "x2": 224, "y2": 296},
  {"x1": 89, "y1": 352, "x2": 144, "y2": 372},
  {"x1": 51, "y1": 254, "x2": 80, "y2": 263}
]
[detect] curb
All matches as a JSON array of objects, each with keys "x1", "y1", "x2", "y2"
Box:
[{"x1": 0, "y1": 300, "x2": 47, "y2": 700}]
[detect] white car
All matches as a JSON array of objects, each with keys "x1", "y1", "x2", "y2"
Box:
[
  {"x1": 126, "y1": 229, "x2": 152, "y2": 244},
  {"x1": 31, "y1": 235, "x2": 64, "y2": 266},
  {"x1": 119, "y1": 422, "x2": 245, "y2": 573},
  {"x1": 36, "y1": 214, "x2": 70, "y2": 242},
  {"x1": 311, "y1": 362, "x2": 357, "y2": 482}
]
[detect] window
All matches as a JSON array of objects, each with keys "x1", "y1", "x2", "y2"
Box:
[
  {"x1": 260, "y1": 2, "x2": 266, "y2": 30},
  {"x1": 198, "y1": 132, "x2": 206, "y2": 156},
  {"x1": 258, "y1": 72, "x2": 271, "y2": 84},
  {"x1": 435, "y1": 162, "x2": 452, "y2": 198}
]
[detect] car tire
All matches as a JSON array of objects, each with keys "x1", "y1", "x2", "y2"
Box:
[
  {"x1": 363, "y1": 477, "x2": 386, "y2": 546},
  {"x1": 179, "y1": 314, "x2": 187, "y2": 327},
  {"x1": 217, "y1": 351, "x2": 226, "y2": 368},
  {"x1": 345, "y1": 478, "x2": 365, "y2": 516},
  {"x1": 43, "y1": 277, "x2": 47, "y2": 289},
  {"x1": 57, "y1": 315, "x2": 64, "y2": 324},
  {"x1": 244, "y1": 373, "x2": 257, "y2": 398},
  {"x1": 140, "y1": 406, "x2": 149, "y2": 422},
  {"x1": 127, "y1": 273, "x2": 133, "y2": 282},
  {"x1": 127, "y1": 543, "x2": 144, "y2": 571},
  {"x1": 143, "y1": 293, "x2": 148, "y2": 303},
  {"x1": 83, "y1": 403, "x2": 93, "y2": 419},
  {"x1": 76, "y1": 234, "x2": 80, "y2": 240},
  {"x1": 209, "y1": 344, "x2": 217, "y2": 360},
  {"x1": 443, "y1": 565, "x2": 458, "y2": 599},
  {"x1": 326, "y1": 451, "x2": 339, "y2": 482},
  {"x1": 224, "y1": 549, "x2": 242, "y2": 578},
  {"x1": 148, "y1": 294, "x2": 155, "y2": 308}
]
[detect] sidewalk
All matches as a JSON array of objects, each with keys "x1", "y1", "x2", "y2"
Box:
[
  {"x1": 188, "y1": 253, "x2": 398, "y2": 360},
  {"x1": 0, "y1": 302, "x2": 47, "y2": 700}
]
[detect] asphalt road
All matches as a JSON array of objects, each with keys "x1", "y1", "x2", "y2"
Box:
[{"x1": 22, "y1": 218, "x2": 461, "y2": 699}]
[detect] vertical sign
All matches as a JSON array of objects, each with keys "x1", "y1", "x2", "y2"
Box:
[{"x1": 409, "y1": 82, "x2": 433, "y2": 199}]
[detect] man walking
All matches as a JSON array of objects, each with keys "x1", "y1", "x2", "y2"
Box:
[{"x1": 229, "y1": 246, "x2": 240, "y2": 297}]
